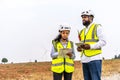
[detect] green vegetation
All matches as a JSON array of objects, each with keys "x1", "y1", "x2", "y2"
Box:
[
  {"x1": 1, "y1": 58, "x2": 8, "y2": 64},
  {"x1": 114, "y1": 54, "x2": 120, "y2": 59}
]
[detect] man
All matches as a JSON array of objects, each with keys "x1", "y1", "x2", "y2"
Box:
[{"x1": 77, "y1": 10, "x2": 106, "y2": 80}]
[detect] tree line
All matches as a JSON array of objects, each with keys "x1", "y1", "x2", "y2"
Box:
[
  {"x1": 114, "y1": 54, "x2": 120, "y2": 59},
  {"x1": 1, "y1": 55, "x2": 119, "y2": 64},
  {"x1": 0, "y1": 58, "x2": 38, "y2": 64}
]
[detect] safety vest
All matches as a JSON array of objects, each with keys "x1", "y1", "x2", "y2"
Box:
[
  {"x1": 79, "y1": 23, "x2": 102, "y2": 57},
  {"x1": 51, "y1": 40, "x2": 74, "y2": 73}
]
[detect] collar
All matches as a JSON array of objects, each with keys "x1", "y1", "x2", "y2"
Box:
[{"x1": 60, "y1": 40, "x2": 68, "y2": 45}]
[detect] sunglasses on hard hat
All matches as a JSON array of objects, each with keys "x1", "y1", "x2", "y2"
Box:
[
  {"x1": 82, "y1": 11, "x2": 89, "y2": 14},
  {"x1": 64, "y1": 27, "x2": 70, "y2": 29}
]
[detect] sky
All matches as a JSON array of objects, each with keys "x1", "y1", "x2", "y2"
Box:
[{"x1": 0, "y1": 0, "x2": 120, "y2": 63}]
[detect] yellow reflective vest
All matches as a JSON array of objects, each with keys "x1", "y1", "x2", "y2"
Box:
[
  {"x1": 79, "y1": 23, "x2": 102, "y2": 57},
  {"x1": 51, "y1": 40, "x2": 74, "y2": 73}
]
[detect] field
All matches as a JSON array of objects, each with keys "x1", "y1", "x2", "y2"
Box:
[{"x1": 0, "y1": 59, "x2": 120, "y2": 80}]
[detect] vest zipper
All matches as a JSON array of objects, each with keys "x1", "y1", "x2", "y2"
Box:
[
  {"x1": 60, "y1": 41, "x2": 67, "y2": 72},
  {"x1": 82, "y1": 31, "x2": 86, "y2": 56},
  {"x1": 64, "y1": 58, "x2": 65, "y2": 71}
]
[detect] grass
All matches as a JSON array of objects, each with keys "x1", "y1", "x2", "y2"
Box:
[{"x1": 0, "y1": 59, "x2": 120, "y2": 80}]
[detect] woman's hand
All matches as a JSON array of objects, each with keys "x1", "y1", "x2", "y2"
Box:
[{"x1": 66, "y1": 52, "x2": 72, "y2": 58}]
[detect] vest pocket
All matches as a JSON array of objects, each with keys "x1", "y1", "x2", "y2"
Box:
[
  {"x1": 65, "y1": 58, "x2": 74, "y2": 73},
  {"x1": 51, "y1": 58, "x2": 64, "y2": 73}
]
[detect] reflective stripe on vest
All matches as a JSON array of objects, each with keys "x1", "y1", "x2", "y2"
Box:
[
  {"x1": 51, "y1": 41, "x2": 74, "y2": 73},
  {"x1": 80, "y1": 24, "x2": 102, "y2": 57},
  {"x1": 81, "y1": 39, "x2": 99, "y2": 42},
  {"x1": 52, "y1": 62, "x2": 64, "y2": 66}
]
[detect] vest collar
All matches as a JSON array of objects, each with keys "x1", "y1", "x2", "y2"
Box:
[
  {"x1": 60, "y1": 40, "x2": 68, "y2": 45},
  {"x1": 84, "y1": 22, "x2": 95, "y2": 35}
]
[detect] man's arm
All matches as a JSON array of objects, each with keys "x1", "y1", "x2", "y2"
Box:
[{"x1": 90, "y1": 25, "x2": 106, "y2": 49}]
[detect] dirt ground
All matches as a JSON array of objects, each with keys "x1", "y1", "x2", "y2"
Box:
[{"x1": 0, "y1": 59, "x2": 120, "y2": 80}]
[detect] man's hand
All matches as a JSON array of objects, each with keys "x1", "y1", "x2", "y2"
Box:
[
  {"x1": 81, "y1": 44, "x2": 90, "y2": 50},
  {"x1": 77, "y1": 46, "x2": 82, "y2": 52}
]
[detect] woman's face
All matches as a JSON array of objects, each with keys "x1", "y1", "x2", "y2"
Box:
[{"x1": 60, "y1": 30, "x2": 70, "y2": 40}]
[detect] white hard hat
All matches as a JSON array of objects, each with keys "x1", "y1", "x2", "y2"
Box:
[
  {"x1": 81, "y1": 10, "x2": 94, "y2": 17},
  {"x1": 59, "y1": 24, "x2": 71, "y2": 32}
]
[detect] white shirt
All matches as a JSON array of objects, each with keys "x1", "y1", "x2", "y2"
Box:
[{"x1": 81, "y1": 22, "x2": 106, "y2": 63}]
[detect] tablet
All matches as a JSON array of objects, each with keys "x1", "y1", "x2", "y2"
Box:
[{"x1": 75, "y1": 42, "x2": 84, "y2": 47}]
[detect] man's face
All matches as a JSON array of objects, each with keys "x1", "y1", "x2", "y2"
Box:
[{"x1": 81, "y1": 15, "x2": 91, "y2": 27}]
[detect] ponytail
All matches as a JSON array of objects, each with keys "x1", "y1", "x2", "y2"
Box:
[{"x1": 54, "y1": 34, "x2": 61, "y2": 42}]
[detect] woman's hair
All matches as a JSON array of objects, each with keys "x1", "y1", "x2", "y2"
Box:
[{"x1": 54, "y1": 34, "x2": 61, "y2": 42}]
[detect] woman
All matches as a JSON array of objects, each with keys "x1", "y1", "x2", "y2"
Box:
[{"x1": 50, "y1": 25, "x2": 75, "y2": 80}]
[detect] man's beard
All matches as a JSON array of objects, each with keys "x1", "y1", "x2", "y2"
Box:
[{"x1": 83, "y1": 21, "x2": 90, "y2": 27}]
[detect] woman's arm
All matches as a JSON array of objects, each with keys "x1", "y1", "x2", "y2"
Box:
[{"x1": 50, "y1": 45, "x2": 58, "y2": 59}]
